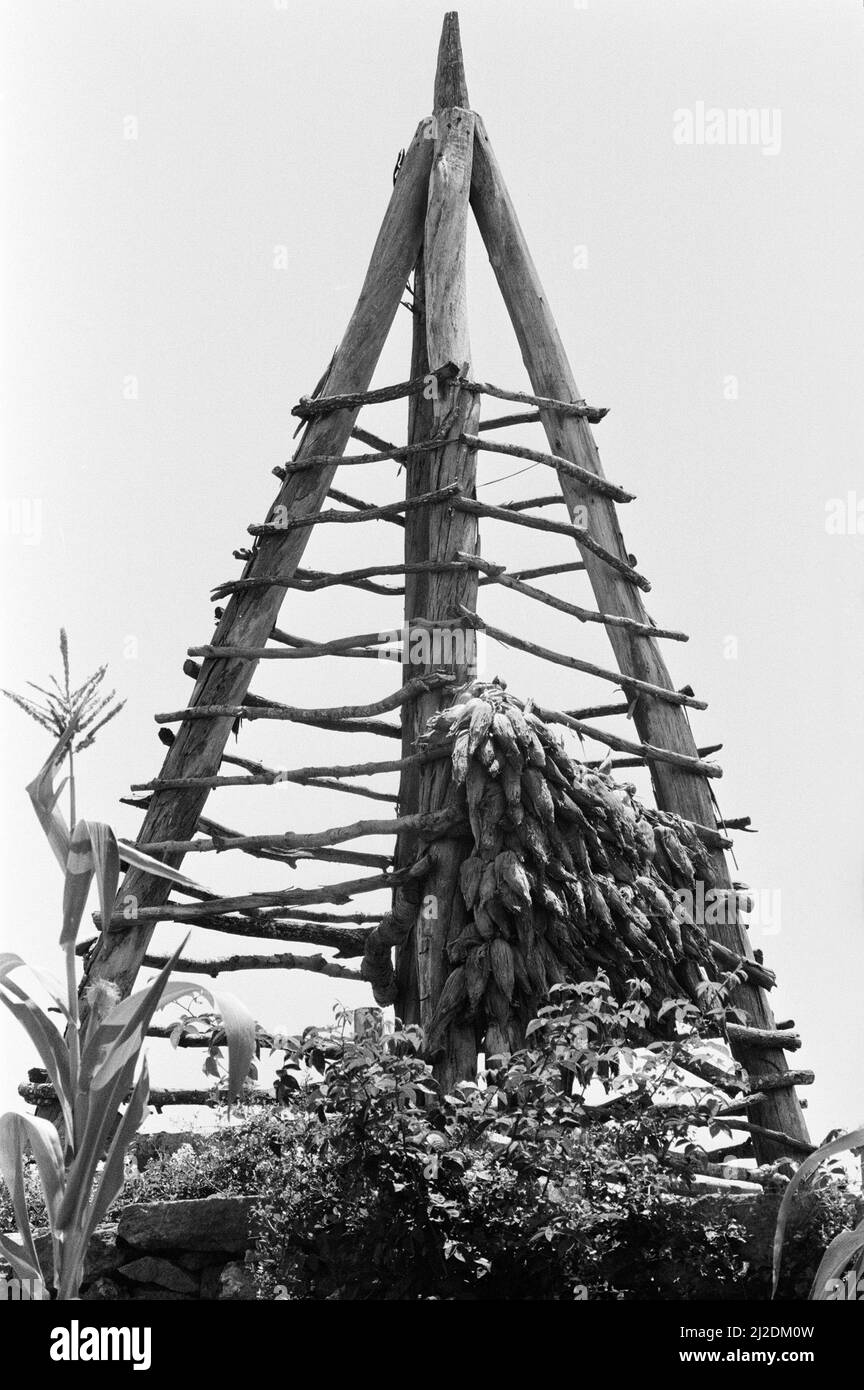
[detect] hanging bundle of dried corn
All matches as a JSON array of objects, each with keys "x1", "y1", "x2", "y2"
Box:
[{"x1": 418, "y1": 679, "x2": 727, "y2": 1060}]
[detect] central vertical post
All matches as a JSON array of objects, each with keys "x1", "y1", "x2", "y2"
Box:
[{"x1": 395, "y1": 16, "x2": 480, "y2": 1085}]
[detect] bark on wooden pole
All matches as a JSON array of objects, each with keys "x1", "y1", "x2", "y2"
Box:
[
  {"x1": 468, "y1": 115, "x2": 808, "y2": 1157},
  {"x1": 401, "y1": 68, "x2": 479, "y2": 1085},
  {"x1": 393, "y1": 254, "x2": 435, "y2": 1026},
  {"x1": 81, "y1": 120, "x2": 434, "y2": 1005}
]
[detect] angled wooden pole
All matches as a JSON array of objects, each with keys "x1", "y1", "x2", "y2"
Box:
[
  {"x1": 468, "y1": 115, "x2": 808, "y2": 1157},
  {"x1": 82, "y1": 120, "x2": 435, "y2": 1004}
]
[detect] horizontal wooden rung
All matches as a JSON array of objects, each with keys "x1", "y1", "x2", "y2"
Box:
[
  {"x1": 748, "y1": 1069, "x2": 815, "y2": 1092},
  {"x1": 135, "y1": 772, "x2": 396, "y2": 803},
  {"x1": 707, "y1": 940, "x2": 775, "y2": 991},
  {"x1": 328, "y1": 485, "x2": 405, "y2": 527},
  {"x1": 584, "y1": 743, "x2": 721, "y2": 772},
  {"x1": 18, "y1": 1082, "x2": 278, "y2": 1110},
  {"x1": 189, "y1": 630, "x2": 397, "y2": 661},
  {"x1": 499, "y1": 494, "x2": 565, "y2": 513},
  {"x1": 529, "y1": 701, "x2": 722, "y2": 778},
  {"x1": 212, "y1": 559, "x2": 476, "y2": 601},
  {"x1": 449, "y1": 498, "x2": 651, "y2": 589},
  {"x1": 291, "y1": 366, "x2": 457, "y2": 420},
  {"x1": 96, "y1": 860, "x2": 430, "y2": 929},
  {"x1": 183, "y1": 661, "x2": 402, "y2": 739},
  {"x1": 278, "y1": 438, "x2": 442, "y2": 477},
  {"x1": 464, "y1": 434, "x2": 633, "y2": 503},
  {"x1": 469, "y1": 379, "x2": 609, "y2": 423},
  {"x1": 725, "y1": 1023, "x2": 802, "y2": 1052},
  {"x1": 461, "y1": 611, "x2": 706, "y2": 710},
  {"x1": 135, "y1": 807, "x2": 462, "y2": 860},
  {"x1": 464, "y1": 553, "x2": 687, "y2": 641},
  {"x1": 478, "y1": 409, "x2": 542, "y2": 431},
  {"x1": 290, "y1": 368, "x2": 607, "y2": 427},
  {"x1": 249, "y1": 483, "x2": 461, "y2": 532},
  {"x1": 478, "y1": 559, "x2": 586, "y2": 584},
  {"x1": 349, "y1": 426, "x2": 397, "y2": 453},
  {"x1": 156, "y1": 672, "x2": 451, "y2": 726}
]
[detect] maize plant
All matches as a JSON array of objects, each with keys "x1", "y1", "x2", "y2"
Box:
[
  {"x1": 772, "y1": 1126, "x2": 864, "y2": 1300},
  {"x1": 0, "y1": 722, "x2": 257, "y2": 1299}
]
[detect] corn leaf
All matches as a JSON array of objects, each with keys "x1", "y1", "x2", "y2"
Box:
[
  {"x1": 81, "y1": 1064, "x2": 150, "y2": 1243},
  {"x1": 25, "y1": 724, "x2": 206, "y2": 894},
  {"x1": 0, "y1": 1231, "x2": 42, "y2": 1286},
  {"x1": 116, "y1": 840, "x2": 207, "y2": 892},
  {"x1": 772, "y1": 1127, "x2": 864, "y2": 1295},
  {"x1": 82, "y1": 822, "x2": 120, "y2": 947},
  {"x1": 191, "y1": 985, "x2": 257, "y2": 1102},
  {"x1": 0, "y1": 953, "x2": 69, "y2": 1021},
  {"x1": 25, "y1": 720, "x2": 79, "y2": 871},
  {"x1": 55, "y1": 1048, "x2": 140, "y2": 1235},
  {"x1": 60, "y1": 821, "x2": 96, "y2": 947},
  {"x1": 0, "y1": 1112, "x2": 65, "y2": 1230},
  {"x1": 809, "y1": 1217, "x2": 864, "y2": 1300},
  {"x1": 81, "y1": 941, "x2": 189, "y2": 1093},
  {"x1": 0, "y1": 1113, "x2": 44, "y2": 1281},
  {"x1": 0, "y1": 969, "x2": 73, "y2": 1138}
]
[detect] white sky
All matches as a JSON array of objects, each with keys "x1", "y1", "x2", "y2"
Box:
[{"x1": 1, "y1": 0, "x2": 862, "y2": 1146}]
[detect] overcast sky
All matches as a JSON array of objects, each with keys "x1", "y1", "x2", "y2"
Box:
[{"x1": 1, "y1": 0, "x2": 862, "y2": 1146}]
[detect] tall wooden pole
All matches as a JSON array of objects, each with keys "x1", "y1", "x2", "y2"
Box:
[
  {"x1": 82, "y1": 121, "x2": 434, "y2": 1004},
  {"x1": 414, "y1": 102, "x2": 479, "y2": 1087},
  {"x1": 393, "y1": 256, "x2": 434, "y2": 1026},
  {"x1": 394, "y1": 17, "x2": 481, "y2": 1084},
  {"x1": 394, "y1": 13, "x2": 474, "y2": 1045},
  {"x1": 468, "y1": 116, "x2": 808, "y2": 1157}
]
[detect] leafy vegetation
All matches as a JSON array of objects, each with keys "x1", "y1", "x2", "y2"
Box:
[
  {"x1": 4, "y1": 976, "x2": 856, "y2": 1300},
  {"x1": 0, "y1": 719, "x2": 257, "y2": 1300},
  {"x1": 772, "y1": 1127, "x2": 864, "y2": 1300},
  {"x1": 243, "y1": 982, "x2": 856, "y2": 1300}
]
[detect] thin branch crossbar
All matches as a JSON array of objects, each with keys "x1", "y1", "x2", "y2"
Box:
[
  {"x1": 98, "y1": 857, "x2": 436, "y2": 927},
  {"x1": 291, "y1": 370, "x2": 607, "y2": 425},
  {"x1": 479, "y1": 559, "x2": 586, "y2": 584},
  {"x1": 529, "y1": 701, "x2": 722, "y2": 777},
  {"x1": 450, "y1": 497, "x2": 652, "y2": 590},
  {"x1": 134, "y1": 806, "x2": 463, "y2": 859},
  {"x1": 328, "y1": 484, "x2": 404, "y2": 527},
  {"x1": 75, "y1": 937, "x2": 363, "y2": 979},
  {"x1": 478, "y1": 410, "x2": 541, "y2": 431},
  {"x1": 465, "y1": 435, "x2": 633, "y2": 502},
  {"x1": 182, "y1": 661, "x2": 401, "y2": 738},
  {"x1": 156, "y1": 954, "x2": 361, "y2": 981},
  {"x1": 189, "y1": 630, "x2": 398, "y2": 661},
  {"x1": 461, "y1": 610, "x2": 706, "y2": 711},
  {"x1": 133, "y1": 773, "x2": 397, "y2": 803},
  {"x1": 463, "y1": 554, "x2": 687, "y2": 641},
  {"x1": 249, "y1": 483, "x2": 461, "y2": 531},
  {"x1": 212, "y1": 559, "x2": 479, "y2": 600},
  {"x1": 156, "y1": 672, "x2": 452, "y2": 726},
  {"x1": 471, "y1": 379, "x2": 609, "y2": 423},
  {"x1": 277, "y1": 437, "x2": 444, "y2": 478},
  {"x1": 134, "y1": 747, "x2": 450, "y2": 794}
]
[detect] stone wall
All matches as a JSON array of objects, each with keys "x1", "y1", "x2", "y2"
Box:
[{"x1": 4, "y1": 1196, "x2": 261, "y2": 1301}]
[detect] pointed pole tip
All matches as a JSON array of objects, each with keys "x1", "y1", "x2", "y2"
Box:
[{"x1": 434, "y1": 11, "x2": 469, "y2": 111}]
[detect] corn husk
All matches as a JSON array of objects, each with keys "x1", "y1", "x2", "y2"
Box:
[{"x1": 415, "y1": 679, "x2": 734, "y2": 1060}]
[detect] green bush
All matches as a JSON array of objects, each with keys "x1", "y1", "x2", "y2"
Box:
[
  {"x1": 6, "y1": 973, "x2": 854, "y2": 1300},
  {"x1": 244, "y1": 979, "x2": 855, "y2": 1300}
]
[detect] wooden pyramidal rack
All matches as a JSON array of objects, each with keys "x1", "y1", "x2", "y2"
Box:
[{"x1": 77, "y1": 14, "x2": 810, "y2": 1162}]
